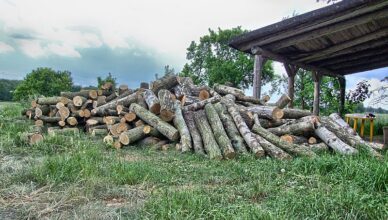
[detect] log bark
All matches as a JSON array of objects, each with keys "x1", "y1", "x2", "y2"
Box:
[
  {"x1": 275, "y1": 94, "x2": 292, "y2": 109},
  {"x1": 307, "y1": 142, "x2": 329, "y2": 152},
  {"x1": 252, "y1": 114, "x2": 316, "y2": 157},
  {"x1": 92, "y1": 93, "x2": 137, "y2": 116},
  {"x1": 130, "y1": 103, "x2": 179, "y2": 141},
  {"x1": 253, "y1": 133, "x2": 292, "y2": 160},
  {"x1": 105, "y1": 92, "x2": 119, "y2": 103},
  {"x1": 119, "y1": 125, "x2": 148, "y2": 145},
  {"x1": 104, "y1": 116, "x2": 121, "y2": 125},
  {"x1": 86, "y1": 117, "x2": 104, "y2": 126},
  {"x1": 35, "y1": 105, "x2": 50, "y2": 118},
  {"x1": 37, "y1": 97, "x2": 70, "y2": 105},
  {"x1": 144, "y1": 89, "x2": 161, "y2": 114},
  {"x1": 118, "y1": 84, "x2": 129, "y2": 95},
  {"x1": 173, "y1": 101, "x2": 192, "y2": 153},
  {"x1": 246, "y1": 105, "x2": 284, "y2": 120},
  {"x1": 158, "y1": 89, "x2": 175, "y2": 122},
  {"x1": 258, "y1": 118, "x2": 295, "y2": 128},
  {"x1": 150, "y1": 74, "x2": 178, "y2": 94},
  {"x1": 221, "y1": 95, "x2": 264, "y2": 158},
  {"x1": 66, "y1": 117, "x2": 78, "y2": 126},
  {"x1": 194, "y1": 110, "x2": 222, "y2": 160},
  {"x1": 61, "y1": 90, "x2": 97, "y2": 99},
  {"x1": 48, "y1": 127, "x2": 79, "y2": 136},
  {"x1": 91, "y1": 128, "x2": 108, "y2": 137},
  {"x1": 177, "y1": 77, "x2": 194, "y2": 96},
  {"x1": 213, "y1": 103, "x2": 248, "y2": 154},
  {"x1": 205, "y1": 103, "x2": 236, "y2": 159},
  {"x1": 183, "y1": 111, "x2": 205, "y2": 155},
  {"x1": 39, "y1": 116, "x2": 62, "y2": 123},
  {"x1": 314, "y1": 122, "x2": 358, "y2": 155},
  {"x1": 282, "y1": 108, "x2": 312, "y2": 119},
  {"x1": 280, "y1": 134, "x2": 308, "y2": 145},
  {"x1": 182, "y1": 95, "x2": 221, "y2": 112},
  {"x1": 93, "y1": 96, "x2": 107, "y2": 108},
  {"x1": 213, "y1": 83, "x2": 244, "y2": 96},
  {"x1": 267, "y1": 117, "x2": 317, "y2": 136},
  {"x1": 181, "y1": 95, "x2": 200, "y2": 106}
]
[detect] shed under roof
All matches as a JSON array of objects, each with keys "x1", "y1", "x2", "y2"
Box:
[{"x1": 229, "y1": 0, "x2": 388, "y2": 76}]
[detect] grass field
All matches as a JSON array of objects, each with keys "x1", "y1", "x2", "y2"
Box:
[{"x1": 0, "y1": 102, "x2": 387, "y2": 219}]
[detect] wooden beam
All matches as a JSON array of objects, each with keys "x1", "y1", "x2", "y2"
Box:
[
  {"x1": 296, "y1": 28, "x2": 388, "y2": 63},
  {"x1": 338, "y1": 77, "x2": 346, "y2": 116},
  {"x1": 312, "y1": 72, "x2": 321, "y2": 116},
  {"x1": 329, "y1": 54, "x2": 388, "y2": 70},
  {"x1": 337, "y1": 59, "x2": 388, "y2": 75},
  {"x1": 268, "y1": 8, "x2": 388, "y2": 51},
  {"x1": 239, "y1": 1, "x2": 388, "y2": 52},
  {"x1": 253, "y1": 55, "x2": 265, "y2": 98},
  {"x1": 251, "y1": 46, "x2": 343, "y2": 78},
  {"x1": 284, "y1": 64, "x2": 298, "y2": 108}
]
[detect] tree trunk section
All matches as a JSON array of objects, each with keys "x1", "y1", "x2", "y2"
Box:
[
  {"x1": 158, "y1": 89, "x2": 175, "y2": 122},
  {"x1": 150, "y1": 74, "x2": 178, "y2": 94},
  {"x1": 173, "y1": 101, "x2": 192, "y2": 153},
  {"x1": 182, "y1": 95, "x2": 221, "y2": 112},
  {"x1": 119, "y1": 125, "x2": 148, "y2": 145},
  {"x1": 246, "y1": 105, "x2": 284, "y2": 120},
  {"x1": 275, "y1": 94, "x2": 292, "y2": 109},
  {"x1": 253, "y1": 133, "x2": 292, "y2": 160},
  {"x1": 144, "y1": 89, "x2": 161, "y2": 114},
  {"x1": 183, "y1": 110, "x2": 205, "y2": 155},
  {"x1": 267, "y1": 117, "x2": 317, "y2": 136},
  {"x1": 282, "y1": 108, "x2": 312, "y2": 119},
  {"x1": 92, "y1": 93, "x2": 137, "y2": 116}
]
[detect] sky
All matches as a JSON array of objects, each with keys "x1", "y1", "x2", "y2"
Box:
[{"x1": 0, "y1": 0, "x2": 387, "y2": 108}]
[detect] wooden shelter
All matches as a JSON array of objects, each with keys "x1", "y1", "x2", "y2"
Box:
[{"x1": 229, "y1": 0, "x2": 388, "y2": 115}]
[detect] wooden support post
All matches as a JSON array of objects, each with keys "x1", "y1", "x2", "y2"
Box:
[
  {"x1": 353, "y1": 118, "x2": 358, "y2": 132},
  {"x1": 338, "y1": 77, "x2": 346, "y2": 115},
  {"x1": 284, "y1": 64, "x2": 298, "y2": 108},
  {"x1": 370, "y1": 119, "x2": 374, "y2": 142},
  {"x1": 360, "y1": 119, "x2": 365, "y2": 137},
  {"x1": 312, "y1": 72, "x2": 321, "y2": 116},
  {"x1": 253, "y1": 55, "x2": 265, "y2": 99}
]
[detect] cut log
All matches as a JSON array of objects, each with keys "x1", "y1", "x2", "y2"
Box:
[
  {"x1": 183, "y1": 95, "x2": 221, "y2": 112},
  {"x1": 136, "y1": 91, "x2": 148, "y2": 108},
  {"x1": 58, "y1": 121, "x2": 66, "y2": 127},
  {"x1": 116, "y1": 105, "x2": 129, "y2": 115},
  {"x1": 104, "y1": 116, "x2": 121, "y2": 125},
  {"x1": 56, "y1": 102, "x2": 65, "y2": 110},
  {"x1": 253, "y1": 133, "x2": 292, "y2": 160},
  {"x1": 213, "y1": 83, "x2": 244, "y2": 96},
  {"x1": 158, "y1": 89, "x2": 175, "y2": 122},
  {"x1": 283, "y1": 108, "x2": 312, "y2": 119},
  {"x1": 308, "y1": 137, "x2": 317, "y2": 144},
  {"x1": 91, "y1": 128, "x2": 108, "y2": 137},
  {"x1": 18, "y1": 132, "x2": 44, "y2": 145},
  {"x1": 150, "y1": 74, "x2": 178, "y2": 94},
  {"x1": 39, "y1": 116, "x2": 62, "y2": 123},
  {"x1": 124, "y1": 112, "x2": 137, "y2": 122},
  {"x1": 314, "y1": 122, "x2": 358, "y2": 155},
  {"x1": 143, "y1": 89, "x2": 161, "y2": 114},
  {"x1": 103, "y1": 135, "x2": 114, "y2": 145},
  {"x1": 182, "y1": 111, "x2": 205, "y2": 155},
  {"x1": 66, "y1": 117, "x2": 78, "y2": 126},
  {"x1": 37, "y1": 96, "x2": 70, "y2": 105},
  {"x1": 119, "y1": 125, "x2": 148, "y2": 145},
  {"x1": 172, "y1": 85, "x2": 185, "y2": 99},
  {"x1": 194, "y1": 110, "x2": 222, "y2": 160},
  {"x1": 61, "y1": 90, "x2": 97, "y2": 99},
  {"x1": 93, "y1": 96, "x2": 107, "y2": 108},
  {"x1": 267, "y1": 117, "x2": 317, "y2": 136},
  {"x1": 261, "y1": 95, "x2": 270, "y2": 103},
  {"x1": 134, "y1": 120, "x2": 145, "y2": 127},
  {"x1": 73, "y1": 96, "x2": 87, "y2": 107},
  {"x1": 221, "y1": 95, "x2": 264, "y2": 158},
  {"x1": 130, "y1": 103, "x2": 179, "y2": 141},
  {"x1": 181, "y1": 95, "x2": 200, "y2": 106},
  {"x1": 109, "y1": 122, "x2": 130, "y2": 137},
  {"x1": 105, "y1": 92, "x2": 119, "y2": 103},
  {"x1": 35, "y1": 120, "x2": 44, "y2": 127},
  {"x1": 328, "y1": 113, "x2": 356, "y2": 135},
  {"x1": 35, "y1": 105, "x2": 50, "y2": 118},
  {"x1": 113, "y1": 140, "x2": 122, "y2": 149},
  {"x1": 205, "y1": 103, "x2": 235, "y2": 159},
  {"x1": 246, "y1": 105, "x2": 284, "y2": 120},
  {"x1": 98, "y1": 89, "x2": 113, "y2": 96},
  {"x1": 48, "y1": 127, "x2": 79, "y2": 136},
  {"x1": 86, "y1": 117, "x2": 104, "y2": 126},
  {"x1": 308, "y1": 142, "x2": 329, "y2": 152},
  {"x1": 275, "y1": 94, "x2": 292, "y2": 109},
  {"x1": 198, "y1": 90, "x2": 210, "y2": 100},
  {"x1": 119, "y1": 84, "x2": 129, "y2": 95},
  {"x1": 92, "y1": 93, "x2": 137, "y2": 116},
  {"x1": 177, "y1": 77, "x2": 194, "y2": 96},
  {"x1": 83, "y1": 109, "x2": 91, "y2": 118},
  {"x1": 173, "y1": 101, "x2": 192, "y2": 153},
  {"x1": 258, "y1": 118, "x2": 295, "y2": 128},
  {"x1": 252, "y1": 114, "x2": 316, "y2": 157},
  {"x1": 213, "y1": 103, "x2": 247, "y2": 154},
  {"x1": 238, "y1": 108, "x2": 255, "y2": 129},
  {"x1": 280, "y1": 135, "x2": 308, "y2": 145}
]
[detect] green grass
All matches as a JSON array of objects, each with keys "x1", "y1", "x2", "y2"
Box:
[{"x1": 0, "y1": 103, "x2": 387, "y2": 219}]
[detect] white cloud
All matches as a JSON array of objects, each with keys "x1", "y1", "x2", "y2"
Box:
[{"x1": 0, "y1": 41, "x2": 14, "y2": 53}]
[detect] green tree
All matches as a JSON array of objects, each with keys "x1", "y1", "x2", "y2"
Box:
[
  {"x1": 180, "y1": 27, "x2": 275, "y2": 89},
  {"x1": 0, "y1": 79, "x2": 22, "y2": 101},
  {"x1": 13, "y1": 68, "x2": 73, "y2": 101},
  {"x1": 97, "y1": 73, "x2": 117, "y2": 89}
]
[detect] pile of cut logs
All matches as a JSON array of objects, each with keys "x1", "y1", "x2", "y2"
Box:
[{"x1": 20, "y1": 74, "x2": 384, "y2": 159}]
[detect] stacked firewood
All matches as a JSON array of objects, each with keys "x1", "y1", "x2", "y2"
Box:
[{"x1": 20, "y1": 74, "x2": 384, "y2": 159}]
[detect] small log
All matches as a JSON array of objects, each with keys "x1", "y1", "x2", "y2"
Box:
[
  {"x1": 172, "y1": 85, "x2": 185, "y2": 99},
  {"x1": 130, "y1": 103, "x2": 179, "y2": 141},
  {"x1": 113, "y1": 140, "x2": 122, "y2": 149},
  {"x1": 173, "y1": 101, "x2": 192, "y2": 153},
  {"x1": 92, "y1": 93, "x2": 137, "y2": 116},
  {"x1": 35, "y1": 105, "x2": 50, "y2": 118},
  {"x1": 39, "y1": 116, "x2": 62, "y2": 123},
  {"x1": 103, "y1": 135, "x2": 114, "y2": 145},
  {"x1": 35, "y1": 120, "x2": 44, "y2": 127},
  {"x1": 124, "y1": 112, "x2": 137, "y2": 122},
  {"x1": 48, "y1": 127, "x2": 79, "y2": 136},
  {"x1": 116, "y1": 105, "x2": 129, "y2": 115},
  {"x1": 136, "y1": 91, "x2": 148, "y2": 109},
  {"x1": 150, "y1": 74, "x2": 178, "y2": 94},
  {"x1": 137, "y1": 136, "x2": 162, "y2": 146},
  {"x1": 253, "y1": 133, "x2": 292, "y2": 160},
  {"x1": 66, "y1": 117, "x2": 78, "y2": 126},
  {"x1": 267, "y1": 116, "x2": 317, "y2": 136},
  {"x1": 91, "y1": 128, "x2": 108, "y2": 137},
  {"x1": 56, "y1": 102, "x2": 65, "y2": 110},
  {"x1": 105, "y1": 92, "x2": 119, "y2": 103},
  {"x1": 282, "y1": 108, "x2": 312, "y2": 119},
  {"x1": 73, "y1": 96, "x2": 87, "y2": 107},
  {"x1": 109, "y1": 122, "x2": 130, "y2": 137},
  {"x1": 183, "y1": 111, "x2": 205, "y2": 155},
  {"x1": 18, "y1": 132, "x2": 44, "y2": 145},
  {"x1": 258, "y1": 118, "x2": 295, "y2": 128},
  {"x1": 314, "y1": 122, "x2": 358, "y2": 155},
  {"x1": 83, "y1": 109, "x2": 91, "y2": 118},
  {"x1": 194, "y1": 110, "x2": 222, "y2": 160},
  {"x1": 275, "y1": 94, "x2": 291, "y2": 109},
  {"x1": 119, "y1": 84, "x2": 129, "y2": 95},
  {"x1": 205, "y1": 103, "x2": 235, "y2": 159},
  {"x1": 61, "y1": 90, "x2": 97, "y2": 99},
  {"x1": 183, "y1": 95, "x2": 221, "y2": 112},
  {"x1": 246, "y1": 105, "x2": 284, "y2": 120},
  {"x1": 37, "y1": 96, "x2": 70, "y2": 105},
  {"x1": 104, "y1": 116, "x2": 121, "y2": 125},
  {"x1": 198, "y1": 90, "x2": 210, "y2": 100},
  {"x1": 97, "y1": 89, "x2": 113, "y2": 96},
  {"x1": 280, "y1": 135, "x2": 308, "y2": 145},
  {"x1": 308, "y1": 137, "x2": 317, "y2": 144},
  {"x1": 158, "y1": 89, "x2": 175, "y2": 122},
  {"x1": 93, "y1": 96, "x2": 107, "y2": 108},
  {"x1": 214, "y1": 103, "x2": 248, "y2": 154},
  {"x1": 119, "y1": 125, "x2": 149, "y2": 145},
  {"x1": 134, "y1": 120, "x2": 145, "y2": 127},
  {"x1": 181, "y1": 95, "x2": 200, "y2": 106},
  {"x1": 58, "y1": 121, "x2": 66, "y2": 127},
  {"x1": 307, "y1": 142, "x2": 329, "y2": 152},
  {"x1": 221, "y1": 95, "x2": 264, "y2": 158},
  {"x1": 143, "y1": 89, "x2": 161, "y2": 114},
  {"x1": 252, "y1": 114, "x2": 316, "y2": 157}
]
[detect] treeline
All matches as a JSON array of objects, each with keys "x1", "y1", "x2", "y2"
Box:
[{"x1": 0, "y1": 79, "x2": 22, "y2": 101}]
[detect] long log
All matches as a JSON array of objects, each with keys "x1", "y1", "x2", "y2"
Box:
[
  {"x1": 258, "y1": 118, "x2": 295, "y2": 128},
  {"x1": 119, "y1": 125, "x2": 148, "y2": 145},
  {"x1": 37, "y1": 97, "x2": 70, "y2": 105},
  {"x1": 158, "y1": 89, "x2": 175, "y2": 122},
  {"x1": 280, "y1": 134, "x2": 308, "y2": 145},
  {"x1": 314, "y1": 122, "x2": 358, "y2": 155},
  {"x1": 150, "y1": 74, "x2": 178, "y2": 94},
  {"x1": 282, "y1": 108, "x2": 312, "y2": 119},
  {"x1": 39, "y1": 116, "x2": 62, "y2": 123},
  {"x1": 205, "y1": 103, "x2": 235, "y2": 159},
  {"x1": 267, "y1": 116, "x2": 317, "y2": 136},
  {"x1": 252, "y1": 133, "x2": 292, "y2": 160},
  {"x1": 130, "y1": 103, "x2": 179, "y2": 141},
  {"x1": 173, "y1": 101, "x2": 192, "y2": 153},
  {"x1": 182, "y1": 95, "x2": 221, "y2": 112},
  {"x1": 221, "y1": 95, "x2": 264, "y2": 158},
  {"x1": 274, "y1": 94, "x2": 292, "y2": 109},
  {"x1": 144, "y1": 89, "x2": 161, "y2": 114},
  {"x1": 92, "y1": 93, "x2": 137, "y2": 116},
  {"x1": 246, "y1": 105, "x2": 284, "y2": 120},
  {"x1": 35, "y1": 105, "x2": 50, "y2": 118},
  {"x1": 193, "y1": 110, "x2": 222, "y2": 160},
  {"x1": 252, "y1": 114, "x2": 316, "y2": 157},
  {"x1": 183, "y1": 111, "x2": 205, "y2": 155},
  {"x1": 214, "y1": 103, "x2": 248, "y2": 154},
  {"x1": 60, "y1": 90, "x2": 97, "y2": 99}
]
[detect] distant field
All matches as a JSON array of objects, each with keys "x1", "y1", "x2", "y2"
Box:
[{"x1": 0, "y1": 103, "x2": 387, "y2": 219}]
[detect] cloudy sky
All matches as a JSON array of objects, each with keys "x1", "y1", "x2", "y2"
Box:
[{"x1": 0, "y1": 0, "x2": 386, "y2": 108}]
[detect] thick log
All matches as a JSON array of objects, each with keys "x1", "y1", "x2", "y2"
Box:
[
  {"x1": 18, "y1": 132, "x2": 44, "y2": 145},
  {"x1": 130, "y1": 103, "x2": 179, "y2": 141},
  {"x1": 104, "y1": 116, "x2": 121, "y2": 125},
  {"x1": 144, "y1": 89, "x2": 161, "y2": 114},
  {"x1": 183, "y1": 111, "x2": 205, "y2": 155},
  {"x1": 198, "y1": 90, "x2": 210, "y2": 100},
  {"x1": 173, "y1": 101, "x2": 192, "y2": 153},
  {"x1": 73, "y1": 96, "x2": 87, "y2": 107},
  {"x1": 172, "y1": 85, "x2": 185, "y2": 99},
  {"x1": 221, "y1": 95, "x2": 264, "y2": 158},
  {"x1": 35, "y1": 105, "x2": 50, "y2": 118},
  {"x1": 150, "y1": 74, "x2": 178, "y2": 94},
  {"x1": 158, "y1": 89, "x2": 175, "y2": 122},
  {"x1": 308, "y1": 143, "x2": 329, "y2": 152},
  {"x1": 275, "y1": 94, "x2": 292, "y2": 109},
  {"x1": 119, "y1": 125, "x2": 148, "y2": 145},
  {"x1": 103, "y1": 135, "x2": 114, "y2": 145},
  {"x1": 92, "y1": 93, "x2": 137, "y2": 116},
  {"x1": 213, "y1": 84, "x2": 244, "y2": 96},
  {"x1": 116, "y1": 105, "x2": 129, "y2": 115},
  {"x1": 205, "y1": 103, "x2": 235, "y2": 159},
  {"x1": 282, "y1": 108, "x2": 312, "y2": 119},
  {"x1": 118, "y1": 84, "x2": 129, "y2": 95},
  {"x1": 214, "y1": 103, "x2": 248, "y2": 154},
  {"x1": 86, "y1": 117, "x2": 104, "y2": 126},
  {"x1": 37, "y1": 97, "x2": 70, "y2": 105},
  {"x1": 105, "y1": 92, "x2": 119, "y2": 103},
  {"x1": 183, "y1": 95, "x2": 221, "y2": 112},
  {"x1": 194, "y1": 110, "x2": 222, "y2": 160},
  {"x1": 109, "y1": 122, "x2": 130, "y2": 137},
  {"x1": 181, "y1": 95, "x2": 200, "y2": 106},
  {"x1": 136, "y1": 90, "x2": 148, "y2": 109},
  {"x1": 91, "y1": 128, "x2": 108, "y2": 137},
  {"x1": 55, "y1": 102, "x2": 65, "y2": 110},
  {"x1": 83, "y1": 109, "x2": 91, "y2": 118},
  {"x1": 66, "y1": 117, "x2": 78, "y2": 126},
  {"x1": 246, "y1": 105, "x2": 284, "y2": 120},
  {"x1": 252, "y1": 114, "x2": 316, "y2": 157},
  {"x1": 39, "y1": 116, "x2": 62, "y2": 123},
  {"x1": 93, "y1": 96, "x2": 107, "y2": 108},
  {"x1": 267, "y1": 116, "x2": 317, "y2": 136},
  {"x1": 124, "y1": 112, "x2": 137, "y2": 122},
  {"x1": 280, "y1": 134, "x2": 308, "y2": 145},
  {"x1": 314, "y1": 122, "x2": 358, "y2": 155},
  {"x1": 258, "y1": 118, "x2": 295, "y2": 128},
  {"x1": 60, "y1": 90, "x2": 97, "y2": 99},
  {"x1": 253, "y1": 133, "x2": 292, "y2": 160},
  {"x1": 177, "y1": 77, "x2": 194, "y2": 96}
]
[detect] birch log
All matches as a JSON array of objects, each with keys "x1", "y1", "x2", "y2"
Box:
[
  {"x1": 183, "y1": 110, "x2": 205, "y2": 155},
  {"x1": 173, "y1": 101, "x2": 192, "y2": 153}
]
